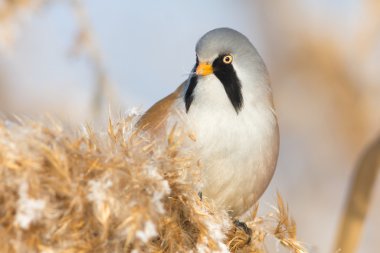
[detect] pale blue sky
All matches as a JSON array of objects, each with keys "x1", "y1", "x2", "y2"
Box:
[
  {"x1": 3, "y1": 1, "x2": 263, "y2": 115},
  {"x1": 2, "y1": 0, "x2": 361, "y2": 114}
]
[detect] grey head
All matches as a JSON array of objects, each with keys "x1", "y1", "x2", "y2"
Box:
[{"x1": 185, "y1": 28, "x2": 269, "y2": 113}]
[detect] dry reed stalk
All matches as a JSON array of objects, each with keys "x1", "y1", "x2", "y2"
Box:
[
  {"x1": 0, "y1": 116, "x2": 306, "y2": 253},
  {"x1": 0, "y1": 0, "x2": 46, "y2": 48},
  {"x1": 69, "y1": 0, "x2": 118, "y2": 121},
  {"x1": 0, "y1": 71, "x2": 8, "y2": 111},
  {"x1": 333, "y1": 136, "x2": 380, "y2": 253},
  {"x1": 0, "y1": 0, "x2": 117, "y2": 121}
]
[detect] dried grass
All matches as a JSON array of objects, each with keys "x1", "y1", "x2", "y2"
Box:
[{"x1": 0, "y1": 116, "x2": 306, "y2": 253}]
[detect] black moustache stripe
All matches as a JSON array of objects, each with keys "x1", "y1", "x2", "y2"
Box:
[
  {"x1": 213, "y1": 60, "x2": 243, "y2": 113},
  {"x1": 185, "y1": 63, "x2": 198, "y2": 112}
]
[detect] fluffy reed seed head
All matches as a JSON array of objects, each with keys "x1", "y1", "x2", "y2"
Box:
[{"x1": 0, "y1": 116, "x2": 306, "y2": 253}]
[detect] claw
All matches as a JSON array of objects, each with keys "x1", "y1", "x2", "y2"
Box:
[{"x1": 234, "y1": 220, "x2": 252, "y2": 243}]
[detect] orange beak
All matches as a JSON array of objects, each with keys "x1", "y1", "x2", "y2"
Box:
[{"x1": 196, "y1": 62, "x2": 213, "y2": 76}]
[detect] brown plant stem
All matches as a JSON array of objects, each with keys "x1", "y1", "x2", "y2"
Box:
[{"x1": 334, "y1": 136, "x2": 380, "y2": 253}]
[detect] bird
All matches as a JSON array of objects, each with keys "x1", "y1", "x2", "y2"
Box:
[{"x1": 136, "y1": 28, "x2": 279, "y2": 217}]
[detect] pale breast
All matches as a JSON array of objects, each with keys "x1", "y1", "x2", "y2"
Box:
[
  {"x1": 138, "y1": 77, "x2": 279, "y2": 216},
  {"x1": 188, "y1": 104, "x2": 278, "y2": 215}
]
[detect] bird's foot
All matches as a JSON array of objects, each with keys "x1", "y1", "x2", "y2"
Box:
[
  {"x1": 198, "y1": 191, "x2": 203, "y2": 201},
  {"x1": 233, "y1": 220, "x2": 252, "y2": 242}
]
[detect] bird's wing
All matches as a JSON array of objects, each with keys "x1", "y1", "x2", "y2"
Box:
[{"x1": 136, "y1": 82, "x2": 185, "y2": 137}]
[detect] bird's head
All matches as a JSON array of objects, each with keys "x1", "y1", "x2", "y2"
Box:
[{"x1": 184, "y1": 28, "x2": 270, "y2": 114}]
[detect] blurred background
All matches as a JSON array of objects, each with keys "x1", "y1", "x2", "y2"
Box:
[{"x1": 0, "y1": 0, "x2": 379, "y2": 252}]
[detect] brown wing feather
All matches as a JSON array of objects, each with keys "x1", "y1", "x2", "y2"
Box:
[{"x1": 136, "y1": 82, "x2": 185, "y2": 137}]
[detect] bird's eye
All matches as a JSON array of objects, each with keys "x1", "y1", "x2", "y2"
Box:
[{"x1": 222, "y1": 55, "x2": 233, "y2": 64}]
